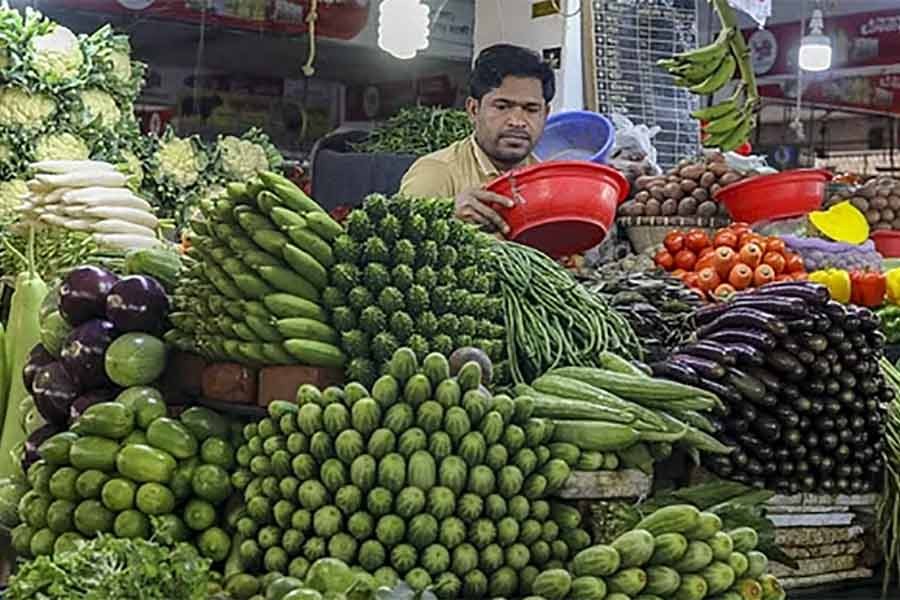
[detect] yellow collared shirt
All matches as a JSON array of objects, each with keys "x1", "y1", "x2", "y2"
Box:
[{"x1": 399, "y1": 135, "x2": 536, "y2": 198}]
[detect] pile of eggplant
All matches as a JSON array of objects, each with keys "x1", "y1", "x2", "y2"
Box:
[
  {"x1": 581, "y1": 259, "x2": 703, "y2": 363},
  {"x1": 653, "y1": 281, "x2": 888, "y2": 495}
]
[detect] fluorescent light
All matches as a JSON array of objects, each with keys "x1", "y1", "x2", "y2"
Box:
[
  {"x1": 378, "y1": 0, "x2": 430, "y2": 60},
  {"x1": 799, "y1": 9, "x2": 831, "y2": 72}
]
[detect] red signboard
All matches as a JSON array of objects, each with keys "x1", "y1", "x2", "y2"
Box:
[
  {"x1": 758, "y1": 74, "x2": 900, "y2": 115},
  {"x1": 62, "y1": 0, "x2": 370, "y2": 40},
  {"x1": 744, "y1": 8, "x2": 900, "y2": 79}
]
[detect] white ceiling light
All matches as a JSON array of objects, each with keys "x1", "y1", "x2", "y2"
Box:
[
  {"x1": 378, "y1": 0, "x2": 430, "y2": 60},
  {"x1": 799, "y1": 8, "x2": 831, "y2": 72}
]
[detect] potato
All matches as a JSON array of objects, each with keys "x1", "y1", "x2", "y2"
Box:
[
  {"x1": 874, "y1": 222, "x2": 892, "y2": 231},
  {"x1": 716, "y1": 201, "x2": 730, "y2": 217},
  {"x1": 663, "y1": 182, "x2": 684, "y2": 200},
  {"x1": 620, "y1": 201, "x2": 644, "y2": 217},
  {"x1": 892, "y1": 217, "x2": 900, "y2": 229},
  {"x1": 692, "y1": 187, "x2": 710, "y2": 203},
  {"x1": 889, "y1": 195, "x2": 900, "y2": 210},
  {"x1": 719, "y1": 172, "x2": 742, "y2": 186},
  {"x1": 850, "y1": 196, "x2": 869, "y2": 212},
  {"x1": 708, "y1": 152, "x2": 726, "y2": 163},
  {"x1": 861, "y1": 186, "x2": 877, "y2": 199},
  {"x1": 697, "y1": 200, "x2": 718, "y2": 217},
  {"x1": 680, "y1": 179, "x2": 698, "y2": 193},
  {"x1": 709, "y1": 161, "x2": 729, "y2": 177},
  {"x1": 700, "y1": 171, "x2": 717, "y2": 188},
  {"x1": 667, "y1": 174, "x2": 681, "y2": 184},
  {"x1": 865, "y1": 208, "x2": 881, "y2": 224},
  {"x1": 878, "y1": 186, "x2": 892, "y2": 197},
  {"x1": 651, "y1": 185, "x2": 669, "y2": 201},
  {"x1": 634, "y1": 189, "x2": 651, "y2": 203},
  {"x1": 677, "y1": 197, "x2": 698, "y2": 216},
  {"x1": 661, "y1": 198, "x2": 678, "y2": 216},
  {"x1": 882, "y1": 208, "x2": 895, "y2": 222},
  {"x1": 872, "y1": 196, "x2": 888, "y2": 210},
  {"x1": 636, "y1": 175, "x2": 665, "y2": 190},
  {"x1": 710, "y1": 183, "x2": 722, "y2": 197},
  {"x1": 644, "y1": 198, "x2": 662, "y2": 216},
  {"x1": 679, "y1": 163, "x2": 705, "y2": 180}
]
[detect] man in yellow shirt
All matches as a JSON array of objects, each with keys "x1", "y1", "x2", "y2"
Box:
[{"x1": 400, "y1": 44, "x2": 554, "y2": 235}]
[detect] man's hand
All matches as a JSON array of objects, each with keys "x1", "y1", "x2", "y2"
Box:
[{"x1": 454, "y1": 187, "x2": 514, "y2": 235}]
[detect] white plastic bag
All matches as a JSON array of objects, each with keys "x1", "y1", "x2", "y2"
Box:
[{"x1": 609, "y1": 114, "x2": 663, "y2": 176}]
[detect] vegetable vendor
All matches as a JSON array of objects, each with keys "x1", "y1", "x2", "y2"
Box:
[{"x1": 399, "y1": 44, "x2": 554, "y2": 235}]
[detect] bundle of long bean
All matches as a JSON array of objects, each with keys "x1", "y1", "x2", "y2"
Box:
[
  {"x1": 490, "y1": 241, "x2": 642, "y2": 384},
  {"x1": 878, "y1": 357, "x2": 900, "y2": 595},
  {"x1": 351, "y1": 107, "x2": 473, "y2": 156}
]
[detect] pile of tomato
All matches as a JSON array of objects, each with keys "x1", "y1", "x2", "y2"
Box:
[{"x1": 654, "y1": 222, "x2": 807, "y2": 300}]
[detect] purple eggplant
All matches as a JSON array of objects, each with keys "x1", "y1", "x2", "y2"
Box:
[
  {"x1": 32, "y1": 362, "x2": 81, "y2": 425},
  {"x1": 697, "y1": 307, "x2": 788, "y2": 338},
  {"x1": 105, "y1": 275, "x2": 170, "y2": 334},
  {"x1": 60, "y1": 319, "x2": 117, "y2": 389},
  {"x1": 22, "y1": 424, "x2": 62, "y2": 471},
  {"x1": 753, "y1": 281, "x2": 829, "y2": 305},
  {"x1": 68, "y1": 388, "x2": 120, "y2": 425},
  {"x1": 23, "y1": 343, "x2": 55, "y2": 394},
  {"x1": 59, "y1": 266, "x2": 119, "y2": 326}
]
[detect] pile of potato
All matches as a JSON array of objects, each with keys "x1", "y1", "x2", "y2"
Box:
[
  {"x1": 825, "y1": 177, "x2": 900, "y2": 230},
  {"x1": 618, "y1": 152, "x2": 748, "y2": 219}
]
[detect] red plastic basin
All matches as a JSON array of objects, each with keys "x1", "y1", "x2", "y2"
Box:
[
  {"x1": 872, "y1": 230, "x2": 900, "y2": 258},
  {"x1": 714, "y1": 168, "x2": 833, "y2": 224},
  {"x1": 486, "y1": 160, "x2": 629, "y2": 258}
]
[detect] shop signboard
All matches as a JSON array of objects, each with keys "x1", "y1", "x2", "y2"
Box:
[
  {"x1": 61, "y1": 0, "x2": 371, "y2": 40},
  {"x1": 757, "y1": 73, "x2": 900, "y2": 116}
]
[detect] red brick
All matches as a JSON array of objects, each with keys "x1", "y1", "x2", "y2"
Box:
[
  {"x1": 258, "y1": 366, "x2": 344, "y2": 407},
  {"x1": 158, "y1": 351, "x2": 207, "y2": 403},
  {"x1": 201, "y1": 362, "x2": 257, "y2": 404}
]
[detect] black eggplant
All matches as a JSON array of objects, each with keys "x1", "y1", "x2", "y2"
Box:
[
  {"x1": 693, "y1": 302, "x2": 732, "y2": 326},
  {"x1": 844, "y1": 316, "x2": 862, "y2": 332},
  {"x1": 815, "y1": 416, "x2": 835, "y2": 432},
  {"x1": 795, "y1": 349, "x2": 816, "y2": 365},
  {"x1": 773, "y1": 405, "x2": 800, "y2": 428},
  {"x1": 819, "y1": 456, "x2": 835, "y2": 473},
  {"x1": 824, "y1": 378, "x2": 840, "y2": 396},
  {"x1": 753, "y1": 414, "x2": 782, "y2": 442},
  {"x1": 804, "y1": 378, "x2": 826, "y2": 395},
  {"x1": 787, "y1": 317, "x2": 816, "y2": 333},
  {"x1": 808, "y1": 398, "x2": 825, "y2": 415},
  {"x1": 651, "y1": 361, "x2": 700, "y2": 385},
  {"x1": 754, "y1": 281, "x2": 829, "y2": 304},
  {"x1": 668, "y1": 355, "x2": 726, "y2": 380},
  {"x1": 705, "y1": 328, "x2": 777, "y2": 351},
  {"x1": 731, "y1": 295, "x2": 807, "y2": 316},
  {"x1": 744, "y1": 457, "x2": 766, "y2": 476},
  {"x1": 780, "y1": 383, "x2": 801, "y2": 401},
  {"x1": 725, "y1": 368, "x2": 767, "y2": 403},
  {"x1": 809, "y1": 357, "x2": 831, "y2": 378},
  {"x1": 697, "y1": 378, "x2": 741, "y2": 405},
  {"x1": 783, "y1": 428, "x2": 803, "y2": 447},
  {"x1": 824, "y1": 399, "x2": 842, "y2": 416},
  {"x1": 766, "y1": 350, "x2": 802, "y2": 375},
  {"x1": 697, "y1": 307, "x2": 788, "y2": 338},
  {"x1": 798, "y1": 415, "x2": 812, "y2": 431},
  {"x1": 727, "y1": 417, "x2": 750, "y2": 435},
  {"x1": 746, "y1": 366, "x2": 780, "y2": 391},
  {"x1": 793, "y1": 396, "x2": 813, "y2": 413},
  {"x1": 799, "y1": 332, "x2": 829, "y2": 354},
  {"x1": 820, "y1": 432, "x2": 840, "y2": 451},
  {"x1": 681, "y1": 341, "x2": 736, "y2": 366},
  {"x1": 728, "y1": 343, "x2": 765, "y2": 367},
  {"x1": 823, "y1": 300, "x2": 847, "y2": 321},
  {"x1": 780, "y1": 338, "x2": 801, "y2": 355},
  {"x1": 813, "y1": 316, "x2": 832, "y2": 333}
]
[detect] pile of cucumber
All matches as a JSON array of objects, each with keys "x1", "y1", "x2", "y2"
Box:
[{"x1": 166, "y1": 171, "x2": 346, "y2": 369}]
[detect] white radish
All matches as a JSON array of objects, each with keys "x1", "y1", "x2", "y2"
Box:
[
  {"x1": 63, "y1": 205, "x2": 88, "y2": 217},
  {"x1": 38, "y1": 214, "x2": 97, "y2": 230},
  {"x1": 93, "y1": 233, "x2": 163, "y2": 250},
  {"x1": 27, "y1": 179, "x2": 52, "y2": 193},
  {"x1": 90, "y1": 219, "x2": 157, "y2": 237},
  {"x1": 30, "y1": 160, "x2": 117, "y2": 174},
  {"x1": 63, "y1": 189, "x2": 152, "y2": 211},
  {"x1": 81, "y1": 206, "x2": 158, "y2": 229},
  {"x1": 36, "y1": 170, "x2": 128, "y2": 189},
  {"x1": 37, "y1": 188, "x2": 72, "y2": 206}
]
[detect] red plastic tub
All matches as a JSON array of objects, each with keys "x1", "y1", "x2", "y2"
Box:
[
  {"x1": 486, "y1": 161, "x2": 629, "y2": 258},
  {"x1": 714, "y1": 168, "x2": 833, "y2": 224},
  {"x1": 871, "y1": 230, "x2": 900, "y2": 258}
]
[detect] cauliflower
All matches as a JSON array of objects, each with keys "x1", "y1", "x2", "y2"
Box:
[
  {"x1": 156, "y1": 136, "x2": 205, "y2": 188},
  {"x1": 31, "y1": 25, "x2": 84, "y2": 82},
  {"x1": 118, "y1": 149, "x2": 144, "y2": 188},
  {"x1": 0, "y1": 86, "x2": 57, "y2": 128},
  {"x1": 79, "y1": 88, "x2": 121, "y2": 129},
  {"x1": 218, "y1": 135, "x2": 271, "y2": 180},
  {"x1": 33, "y1": 132, "x2": 90, "y2": 161},
  {"x1": 107, "y1": 49, "x2": 132, "y2": 84},
  {"x1": 0, "y1": 179, "x2": 27, "y2": 224}
]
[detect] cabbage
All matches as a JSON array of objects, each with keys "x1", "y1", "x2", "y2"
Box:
[
  {"x1": 31, "y1": 25, "x2": 84, "y2": 82},
  {"x1": 33, "y1": 132, "x2": 91, "y2": 162},
  {"x1": 0, "y1": 86, "x2": 56, "y2": 128},
  {"x1": 78, "y1": 88, "x2": 121, "y2": 129},
  {"x1": 154, "y1": 134, "x2": 206, "y2": 188}
]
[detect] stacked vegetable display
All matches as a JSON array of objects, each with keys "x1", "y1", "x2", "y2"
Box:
[
  {"x1": 654, "y1": 223, "x2": 806, "y2": 300},
  {"x1": 877, "y1": 357, "x2": 900, "y2": 594},
  {"x1": 228, "y1": 347, "x2": 593, "y2": 598},
  {"x1": 824, "y1": 176, "x2": 900, "y2": 231},
  {"x1": 657, "y1": 281, "x2": 888, "y2": 494},
  {"x1": 514, "y1": 354, "x2": 731, "y2": 476},
  {"x1": 329, "y1": 195, "x2": 506, "y2": 386},
  {"x1": 166, "y1": 171, "x2": 346, "y2": 370},
  {"x1": 533, "y1": 503, "x2": 784, "y2": 600},
  {"x1": 580, "y1": 256, "x2": 703, "y2": 364},
  {"x1": 18, "y1": 160, "x2": 161, "y2": 251}
]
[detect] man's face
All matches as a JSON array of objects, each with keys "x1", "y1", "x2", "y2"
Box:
[{"x1": 467, "y1": 76, "x2": 549, "y2": 167}]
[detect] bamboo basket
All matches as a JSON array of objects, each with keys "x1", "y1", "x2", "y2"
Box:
[{"x1": 618, "y1": 216, "x2": 731, "y2": 253}]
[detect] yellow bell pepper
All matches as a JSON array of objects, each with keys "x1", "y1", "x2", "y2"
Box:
[
  {"x1": 886, "y1": 268, "x2": 900, "y2": 304},
  {"x1": 809, "y1": 268, "x2": 851, "y2": 303}
]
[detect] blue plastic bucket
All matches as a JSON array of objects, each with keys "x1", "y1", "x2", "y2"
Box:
[{"x1": 533, "y1": 111, "x2": 615, "y2": 164}]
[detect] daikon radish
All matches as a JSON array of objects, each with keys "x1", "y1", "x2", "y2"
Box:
[
  {"x1": 27, "y1": 179, "x2": 52, "y2": 193},
  {"x1": 93, "y1": 233, "x2": 163, "y2": 250},
  {"x1": 90, "y1": 219, "x2": 156, "y2": 237},
  {"x1": 63, "y1": 190, "x2": 151, "y2": 211},
  {"x1": 36, "y1": 170, "x2": 127, "y2": 189},
  {"x1": 38, "y1": 214, "x2": 97, "y2": 230},
  {"x1": 62, "y1": 205, "x2": 88, "y2": 217},
  {"x1": 81, "y1": 206, "x2": 158, "y2": 229},
  {"x1": 30, "y1": 160, "x2": 116, "y2": 174},
  {"x1": 36, "y1": 188, "x2": 71, "y2": 206}
]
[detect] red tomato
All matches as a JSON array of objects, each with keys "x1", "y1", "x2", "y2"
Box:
[
  {"x1": 735, "y1": 141, "x2": 752, "y2": 156},
  {"x1": 695, "y1": 254, "x2": 716, "y2": 273},
  {"x1": 682, "y1": 272, "x2": 700, "y2": 289},
  {"x1": 664, "y1": 231, "x2": 686, "y2": 254},
  {"x1": 739, "y1": 233, "x2": 765, "y2": 249},
  {"x1": 765, "y1": 238, "x2": 786, "y2": 254},
  {"x1": 674, "y1": 249, "x2": 698, "y2": 271},
  {"x1": 776, "y1": 273, "x2": 793, "y2": 282},
  {"x1": 762, "y1": 251, "x2": 786, "y2": 274},
  {"x1": 729, "y1": 222, "x2": 751, "y2": 237},
  {"x1": 753, "y1": 264, "x2": 776, "y2": 286},
  {"x1": 685, "y1": 229, "x2": 712, "y2": 252},
  {"x1": 713, "y1": 246, "x2": 737, "y2": 279},
  {"x1": 698, "y1": 246, "x2": 716, "y2": 259},
  {"x1": 697, "y1": 267, "x2": 721, "y2": 291},
  {"x1": 654, "y1": 249, "x2": 675, "y2": 270},
  {"x1": 728, "y1": 263, "x2": 754, "y2": 290},
  {"x1": 713, "y1": 230, "x2": 739, "y2": 249},
  {"x1": 786, "y1": 253, "x2": 805, "y2": 273},
  {"x1": 714, "y1": 283, "x2": 736, "y2": 299},
  {"x1": 738, "y1": 243, "x2": 763, "y2": 268}
]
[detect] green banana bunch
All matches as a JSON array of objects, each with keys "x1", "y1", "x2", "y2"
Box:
[
  {"x1": 657, "y1": 28, "x2": 738, "y2": 95},
  {"x1": 701, "y1": 100, "x2": 756, "y2": 152}
]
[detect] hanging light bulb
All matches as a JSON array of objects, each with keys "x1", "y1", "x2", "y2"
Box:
[
  {"x1": 378, "y1": 0, "x2": 430, "y2": 60},
  {"x1": 799, "y1": 8, "x2": 831, "y2": 72}
]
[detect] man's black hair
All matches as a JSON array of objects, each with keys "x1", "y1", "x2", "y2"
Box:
[{"x1": 469, "y1": 44, "x2": 555, "y2": 103}]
